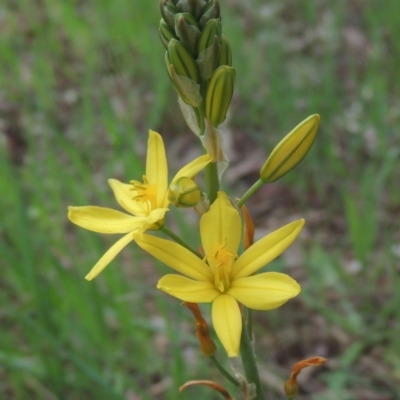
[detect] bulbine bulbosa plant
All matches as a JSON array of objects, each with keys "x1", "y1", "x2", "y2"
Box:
[{"x1": 68, "y1": 1, "x2": 325, "y2": 398}]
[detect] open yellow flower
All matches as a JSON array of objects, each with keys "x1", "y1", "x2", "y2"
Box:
[
  {"x1": 134, "y1": 191, "x2": 303, "y2": 357},
  {"x1": 68, "y1": 130, "x2": 212, "y2": 281}
]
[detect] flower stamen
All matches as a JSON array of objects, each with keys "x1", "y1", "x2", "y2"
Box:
[
  {"x1": 207, "y1": 240, "x2": 237, "y2": 292},
  {"x1": 130, "y1": 176, "x2": 158, "y2": 210}
]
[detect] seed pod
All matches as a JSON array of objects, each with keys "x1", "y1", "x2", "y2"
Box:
[
  {"x1": 205, "y1": 65, "x2": 236, "y2": 126},
  {"x1": 260, "y1": 114, "x2": 320, "y2": 183}
]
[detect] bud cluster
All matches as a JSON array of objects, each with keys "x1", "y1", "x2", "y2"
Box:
[{"x1": 160, "y1": 0, "x2": 235, "y2": 131}]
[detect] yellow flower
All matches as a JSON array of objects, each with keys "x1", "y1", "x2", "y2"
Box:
[
  {"x1": 134, "y1": 191, "x2": 303, "y2": 357},
  {"x1": 68, "y1": 130, "x2": 212, "y2": 281}
]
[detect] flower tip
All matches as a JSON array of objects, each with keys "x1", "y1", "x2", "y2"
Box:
[
  {"x1": 67, "y1": 206, "x2": 76, "y2": 220},
  {"x1": 149, "y1": 129, "x2": 161, "y2": 138},
  {"x1": 84, "y1": 273, "x2": 94, "y2": 281}
]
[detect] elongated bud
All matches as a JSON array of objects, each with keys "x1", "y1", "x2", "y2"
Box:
[
  {"x1": 199, "y1": 0, "x2": 220, "y2": 28},
  {"x1": 284, "y1": 357, "x2": 326, "y2": 399},
  {"x1": 160, "y1": 0, "x2": 178, "y2": 31},
  {"x1": 174, "y1": 13, "x2": 201, "y2": 56},
  {"x1": 217, "y1": 35, "x2": 232, "y2": 67},
  {"x1": 196, "y1": 19, "x2": 222, "y2": 79},
  {"x1": 197, "y1": 18, "x2": 221, "y2": 55},
  {"x1": 159, "y1": 19, "x2": 178, "y2": 49},
  {"x1": 205, "y1": 65, "x2": 236, "y2": 126},
  {"x1": 260, "y1": 114, "x2": 320, "y2": 183},
  {"x1": 168, "y1": 177, "x2": 202, "y2": 207},
  {"x1": 184, "y1": 303, "x2": 217, "y2": 357},
  {"x1": 168, "y1": 39, "x2": 200, "y2": 82}
]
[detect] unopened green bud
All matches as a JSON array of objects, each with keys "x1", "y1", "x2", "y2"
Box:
[
  {"x1": 205, "y1": 65, "x2": 236, "y2": 126},
  {"x1": 216, "y1": 35, "x2": 232, "y2": 67},
  {"x1": 197, "y1": 18, "x2": 221, "y2": 55},
  {"x1": 260, "y1": 114, "x2": 320, "y2": 183},
  {"x1": 198, "y1": 0, "x2": 220, "y2": 28},
  {"x1": 168, "y1": 177, "x2": 202, "y2": 207},
  {"x1": 196, "y1": 19, "x2": 222, "y2": 79},
  {"x1": 160, "y1": 0, "x2": 178, "y2": 31},
  {"x1": 159, "y1": 19, "x2": 178, "y2": 49},
  {"x1": 165, "y1": 55, "x2": 202, "y2": 106},
  {"x1": 168, "y1": 39, "x2": 200, "y2": 82},
  {"x1": 176, "y1": 0, "x2": 206, "y2": 19},
  {"x1": 174, "y1": 13, "x2": 201, "y2": 55}
]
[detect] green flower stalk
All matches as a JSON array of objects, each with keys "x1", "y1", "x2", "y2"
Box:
[
  {"x1": 160, "y1": 0, "x2": 235, "y2": 202},
  {"x1": 159, "y1": 0, "x2": 235, "y2": 133}
]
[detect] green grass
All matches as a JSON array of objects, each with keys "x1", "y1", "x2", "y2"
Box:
[{"x1": 1, "y1": 0, "x2": 399, "y2": 399}]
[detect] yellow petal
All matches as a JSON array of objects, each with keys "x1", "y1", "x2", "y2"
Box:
[
  {"x1": 212, "y1": 294, "x2": 242, "y2": 357},
  {"x1": 85, "y1": 232, "x2": 134, "y2": 280},
  {"x1": 146, "y1": 130, "x2": 168, "y2": 206},
  {"x1": 200, "y1": 191, "x2": 241, "y2": 255},
  {"x1": 157, "y1": 274, "x2": 219, "y2": 302},
  {"x1": 108, "y1": 179, "x2": 147, "y2": 215},
  {"x1": 172, "y1": 154, "x2": 213, "y2": 183},
  {"x1": 68, "y1": 206, "x2": 145, "y2": 233},
  {"x1": 134, "y1": 233, "x2": 213, "y2": 282},
  {"x1": 135, "y1": 207, "x2": 169, "y2": 234},
  {"x1": 228, "y1": 272, "x2": 300, "y2": 310},
  {"x1": 232, "y1": 219, "x2": 304, "y2": 279}
]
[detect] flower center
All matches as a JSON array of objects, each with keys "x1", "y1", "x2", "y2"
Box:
[
  {"x1": 207, "y1": 241, "x2": 237, "y2": 293},
  {"x1": 130, "y1": 176, "x2": 158, "y2": 211}
]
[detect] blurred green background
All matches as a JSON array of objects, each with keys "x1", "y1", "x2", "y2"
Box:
[{"x1": 1, "y1": 0, "x2": 399, "y2": 399}]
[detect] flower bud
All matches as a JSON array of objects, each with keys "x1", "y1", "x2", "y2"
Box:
[
  {"x1": 205, "y1": 65, "x2": 236, "y2": 126},
  {"x1": 174, "y1": 13, "x2": 201, "y2": 56},
  {"x1": 260, "y1": 114, "x2": 320, "y2": 183},
  {"x1": 160, "y1": 0, "x2": 178, "y2": 31},
  {"x1": 198, "y1": 0, "x2": 220, "y2": 28},
  {"x1": 197, "y1": 18, "x2": 222, "y2": 55},
  {"x1": 176, "y1": 0, "x2": 206, "y2": 19},
  {"x1": 217, "y1": 35, "x2": 232, "y2": 67},
  {"x1": 159, "y1": 19, "x2": 178, "y2": 49},
  {"x1": 168, "y1": 39, "x2": 200, "y2": 82},
  {"x1": 168, "y1": 177, "x2": 202, "y2": 207}
]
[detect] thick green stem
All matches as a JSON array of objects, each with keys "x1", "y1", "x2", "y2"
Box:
[
  {"x1": 240, "y1": 308, "x2": 265, "y2": 400},
  {"x1": 247, "y1": 308, "x2": 253, "y2": 338},
  {"x1": 205, "y1": 161, "x2": 219, "y2": 204},
  {"x1": 160, "y1": 226, "x2": 202, "y2": 258},
  {"x1": 210, "y1": 356, "x2": 240, "y2": 387},
  {"x1": 238, "y1": 179, "x2": 264, "y2": 207}
]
